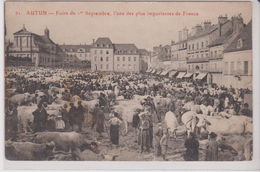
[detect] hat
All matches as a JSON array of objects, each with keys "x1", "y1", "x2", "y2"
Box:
[
  {"x1": 57, "y1": 115, "x2": 62, "y2": 118},
  {"x1": 209, "y1": 132, "x2": 217, "y2": 139},
  {"x1": 135, "y1": 108, "x2": 142, "y2": 113}
]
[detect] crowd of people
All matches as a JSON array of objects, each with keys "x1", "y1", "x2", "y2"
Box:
[{"x1": 5, "y1": 67, "x2": 253, "y2": 161}]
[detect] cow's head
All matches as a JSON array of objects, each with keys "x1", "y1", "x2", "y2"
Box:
[
  {"x1": 23, "y1": 93, "x2": 32, "y2": 102},
  {"x1": 45, "y1": 141, "x2": 55, "y2": 157},
  {"x1": 35, "y1": 92, "x2": 47, "y2": 104},
  {"x1": 72, "y1": 95, "x2": 81, "y2": 103},
  {"x1": 196, "y1": 115, "x2": 211, "y2": 128}
]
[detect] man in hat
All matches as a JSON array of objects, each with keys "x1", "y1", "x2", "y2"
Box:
[
  {"x1": 132, "y1": 108, "x2": 141, "y2": 142},
  {"x1": 55, "y1": 115, "x2": 65, "y2": 132},
  {"x1": 138, "y1": 112, "x2": 150, "y2": 153},
  {"x1": 68, "y1": 102, "x2": 77, "y2": 131},
  {"x1": 206, "y1": 132, "x2": 218, "y2": 161},
  {"x1": 154, "y1": 122, "x2": 163, "y2": 156}
]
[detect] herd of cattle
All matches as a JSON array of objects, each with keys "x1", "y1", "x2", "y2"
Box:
[{"x1": 5, "y1": 67, "x2": 253, "y2": 161}]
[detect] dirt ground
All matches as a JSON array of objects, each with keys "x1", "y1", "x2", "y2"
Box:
[{"x1": 16, "y1": 113, "x2": 252, "y2": 161}]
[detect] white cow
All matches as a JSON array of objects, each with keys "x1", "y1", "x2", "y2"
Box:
[{"x1": 164, "y1": 111, "x2": 178, "y2": 138}]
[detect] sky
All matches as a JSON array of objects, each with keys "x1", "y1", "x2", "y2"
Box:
[{"x1": 5, "y1": 2, "x2": 252, "y2": 51}]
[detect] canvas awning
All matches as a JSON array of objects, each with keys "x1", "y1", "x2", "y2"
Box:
[
  {"x1": 160, "y1": 69, "x2": 174, "y2": 76},
  {"x1": 151, "y1": 69, "x2": 157, "y2": 74},
  {"x1": 176, "y1": 72, "x2": 186, "y2": 79},
  {"x1": 169, "y1": 71, "x2": 178, "y2": 77},
  {"x1": 146, "y1": 68, "x2": 152, "y2": 73},
  {"x1": 183, "y1": 73, "x2": 193, "y2": 78},
  {"x1": 156, "y1": 71, "x2": 162, "y2": 75},
  {"x1": 195, "y1": 73, "x2": 207, "y2": 80}
]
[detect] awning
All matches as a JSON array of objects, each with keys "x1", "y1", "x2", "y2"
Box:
[
  {"x1": 156, "y1": 71, "x2": 162, "y2": 75},
  {"x1": 151, "y1": 70, "x2": 157, "y2": 74},
  {"x1": 146, "y1": 68, "x2": 152, "y2": 73},
  {"x1": 176, "y1": 72, "x2": 186, "y2": 79},
  {"x1": 183, "y1": 73, "x2": 193, "y2": 78},
  {"x1": 160, "y1": 69, "x2": 174, "y2": 76},
  {"x1": 195, "y1": 73, "x2": 207, "y2": 80}
]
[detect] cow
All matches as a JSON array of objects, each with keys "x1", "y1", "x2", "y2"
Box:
[
  {"x1": 205, "y1": 115, "x2": 253, "y2": 135},
  {"x1": 5, "y1": 140, "x2": 55, "y2": 160},
  {"x1": 33, "y1": 132, "x2": 100, "y2": 160},
  {"x1": 8, "y1": 93, "x2": 31, "y2": 106},
  {"x1": 164, "y1": 111, "x2": 178, "y2": 138},
  {"x1": 35, "y1": 91, "x2": 47, "y2": 105},
  {"x1": 181, "y1": 111, "x2": 211, "y2": 138},
  {"x1": 114, "y1": 100, "x2": 143, "y2": 134}
]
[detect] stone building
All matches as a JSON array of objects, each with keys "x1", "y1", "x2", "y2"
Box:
[
  {"x1": 8, "y1": 25, "x2": 60, "y2": 67},
  {"x1": 222, "y1": 20, "x2": 252, "y2": 89}
]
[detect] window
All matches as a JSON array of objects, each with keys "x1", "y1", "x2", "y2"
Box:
[
  {"x1": 106, "y1": 64, "x2": 109, "y2": 69},
  {"x1": 106, "y1": 50, "x2": 109, "y2": 54},
  {"x1": 128, "y1": 64, "x2": 131, "y2": 70},
  {"x1": 123, "y1": 64, "x2": 125, "y2": 69},
  {"x1": 100, "y1": 57, "x2": 103, "y2": 61},
  {"x1": 201, "y1": 42, "x2": 204, "y2": 48},
  {"x1": 224, "y1": 62, "x2": 228, "y2": 74},
  {"x1": 117, "y1": 57, "x2": 120, "y2": 61},
  {"x1": 206, "y1": 53, "x2": 208, "y2": 57},
  {"x1": 128, "y1": 57, "x2": 131, "y2": 61},
  {"x1": 67, "y1": 54, "x2": 69, "y2": 57},
  {"x1": 211, "y1": 51, "x2": 213, "y2": 58},
  {"x1": 206, "y1": 41, "x2": 208, "y2": 46},
  {"x1": 237, "y1": 38, "x2": 243, "y2": 49},
  {"x1": 100, "y1": 64, "x2": 103, "y2": 69},
  {"x1": 244, "y1": 61, "x2": 248, "y2": 75},
  {"x1": 230, "y1": 61, "x2": 234, "y2": 75},
  {"x1": 94, "y1": 57, "x2": 97, "y2": 61},
  {"x1": 189, "y1": 65, "x2": 190, "y2": 70},
  {"x1": 100, "y1": 50, "x2": 103, "y2": 54},
  {"x1": 219, "y1": 50, "x2": 222, "y2": 57},
  {"x1": 197, "y1": 43, "x2": 199, "y2": 49},
  {"x1": 134, "y1": 64, "x2": 136, "y2": 70},
  {"x1": 94, "y1": 50, "x2": 97, "y2": 54},
  {"x1": 134, "y1": 57, "x2": 136, "y2": 61},
  {"x1": 215, "y1": 63, "x2": 217, "y2": 70},
  {"x1": 214, "y1": 51, "x2": 217, "y2": 58},
  {"x1": 201, "y1": 64, "x2": 203, "y2": 69},
  {"x1": 106, "y1": 57, "x2": 109, "y2": 61},
  {"x1": 192, "y1": 64, "x2": 194, "y2": 70},
  {"x1": 70, "y1": 54, "x2": 72, "y2": 57},
  {"x1": 80, "y1": 54, "x2": 82, "y2": 57},
  {"x1": 117, "y1": 64, "x2": 120, "y2": 69},
  {"x1": 201, "y1": 54, "x2": 204, "y2": 58},
  {"x1": 192, "y1": 44, "x2": 194, "y2": 50},
  {"x1": 237, "y1": 61, "x2": 241, "y2": 74},
  {"x1": 196, "y1": 54, "x2": 199, "y2": 58},
  {"x1": 123, "y1": 57, "x2": 125, "y2": 61},
  {"x1": 189, "y1": 45, "x2": 191, "y2": 50},
  {"x1": 206, "y1": 64, "x2": 208, "y2": 69}
]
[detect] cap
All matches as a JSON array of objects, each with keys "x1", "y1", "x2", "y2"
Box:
[{"x1": 209, "y1": 132, "x2": 217, "y2": 138}]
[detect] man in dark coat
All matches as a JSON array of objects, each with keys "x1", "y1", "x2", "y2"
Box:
[
  {"x1": 68, "y1": 102, "x2": 77, "y2": 131},
  {"x1": 96, "y1": 106, "x2": 105, "y2": 139},
  {"x1": 184, "y1": 132, "x2": 199, "y2": 161},
  {"x1": 76, "y1": 101, "x2": 84, "y2": 132},
  {"x1": 32, "y1": 103, "x2": 44, "y2": 132}
]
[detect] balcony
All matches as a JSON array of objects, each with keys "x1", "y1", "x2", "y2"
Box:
[{"x1": 209, "y1": 54, "x2": 223, "y2": 60}]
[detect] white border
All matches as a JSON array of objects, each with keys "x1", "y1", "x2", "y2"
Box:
[{"x1": 1, "y1": 0, "x2": 260, "y2": 171}]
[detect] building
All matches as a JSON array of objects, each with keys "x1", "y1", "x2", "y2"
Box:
[
  {"x1": 114, "y1": 44, "x2": 140, "y2": 73},
  {"x1": 222, "y1": 20, "x2": 252, "y2": 89},
  {"x1": 90, "y1": 38, "x2": 143, "y2": 73},
  {"x1": 58, "y1": 44, "x2": 91, "y2": 69},
  {"x1": 139, "y1": 49, "x2": 150, "y2": 73},
  {"x1": 8, "y1": 25, "x2": 60, "y2": 67}
]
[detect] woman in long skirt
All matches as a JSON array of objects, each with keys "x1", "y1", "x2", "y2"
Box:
[
  {"x1": 108, "y1": 112, "x2": 122, "y2": 145},
  {"x1": 206, "y1": 132, "x2": 218, "y2": 161}
]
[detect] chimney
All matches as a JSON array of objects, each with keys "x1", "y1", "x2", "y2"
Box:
[
  {"x1": 191, "y1": 27, "x2": 196, "y2": 36},
  {"x1": 195, "y1": 24, "x2": 202, "y2": 34},
  {"x1": 93, "y1": 39, "x2": 95, "y2": 43},
  {"x1": 178, "y1": 30, "x2": 182, "y2": 41},
  {"x1": 171, "y1": 40, "x2": 175, "y2": 45},
  {"x1": 182, "y1": 27, "x2": 189, "y2": 40},
  {"x1": 203, "y1": 20, "x2": 211, "y2": 30},
  {"x1": 218, "y1": 23, "x2": 222, "y2": 38},
  {"x1": 232, "y1": 14, "x2": 244, "y2": 32},
  {"x1": 218, "y1": 14, "x2": 228, "y2": 24},
  {"x1": 44, "y1": 27, "x2": 49, "y2": 38}
]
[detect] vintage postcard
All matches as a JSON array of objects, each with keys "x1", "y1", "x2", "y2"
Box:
[{"x1": 3, "y1": 0, "x2": 259, "y2": 170}]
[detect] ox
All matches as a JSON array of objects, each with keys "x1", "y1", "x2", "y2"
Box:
[{"x1": 33, "y1": 132, "x2": 100, "y2": 160}]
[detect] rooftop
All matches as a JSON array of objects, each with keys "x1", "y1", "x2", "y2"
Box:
[{"x1": 59, "y1": 44, "x2": 91, "y2": 52}]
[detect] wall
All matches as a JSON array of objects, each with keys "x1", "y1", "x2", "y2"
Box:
[
  {"x1": 222, "y1": 50, "x2": 252, "y2": 88},
  {"x1": 91, "y1": 48, "x2": 114, "y2": 71},
  {"x1": 113, "y1": 54, "x2": 140, "y2": 72}
]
